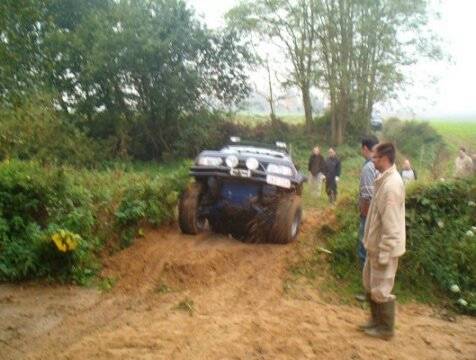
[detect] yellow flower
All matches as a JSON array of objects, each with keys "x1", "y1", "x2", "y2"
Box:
[
  {"x1": 51, "y1": 230, "x2": 80, "y2": 252},
  {"x1": 65, "y1": 234, "x2": 78, "y2": 251}
]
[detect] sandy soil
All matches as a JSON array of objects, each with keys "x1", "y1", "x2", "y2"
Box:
[{"x1": 1, "y1": 209, "x2": 475, "y2": 360}]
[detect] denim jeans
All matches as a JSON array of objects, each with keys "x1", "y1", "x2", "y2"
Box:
[{"x1": 358, "y1": 216, "x2": 367, "y2": 270}]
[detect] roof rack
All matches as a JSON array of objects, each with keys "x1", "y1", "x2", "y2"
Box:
[{"x1": 225, "y1": 138, "x2": 288, "y2": 154}]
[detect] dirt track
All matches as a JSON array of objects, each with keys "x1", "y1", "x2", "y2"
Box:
[{"x1": 1, "y1": 210, "x2": 475, "y2": 360}]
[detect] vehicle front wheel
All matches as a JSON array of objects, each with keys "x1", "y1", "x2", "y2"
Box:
[
  {"x1": 178, "y1": 182, "x2": 206, "y2": 235},
  {"x1": 270, "y1": 194, "x2": 302, "y2": 244}
]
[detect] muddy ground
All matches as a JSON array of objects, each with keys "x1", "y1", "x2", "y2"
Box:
[{"x1": 1, "y1": 210, "x2": 475, "y2": 359}]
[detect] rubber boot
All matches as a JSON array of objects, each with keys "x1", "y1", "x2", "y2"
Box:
[
  {"x1": 364, "y1": 300, "x2": 395, "y2": 340},
  {"x1": 358, "y1": 294, "x2": 378, "y2": 331}
]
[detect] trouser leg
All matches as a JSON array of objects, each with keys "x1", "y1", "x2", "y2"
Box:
[
  {"x1": 358, "y1": 217, "x2": 367, "y2": 270},
  {"x1": 326, "y1": 180, "x2": 337, "y2": 203},
  {"x1": 316, "y1": 172, "x2": 324, "y2": 196},
  {"x1": 363, "y1": 255, "x2": 398, "y2": 340},
  {"x1": 369, "y1": 256, "x2": 398, "y2": 303},
  {"x1": 362, "y1": 257, "x2": 371, "y2": 294}
]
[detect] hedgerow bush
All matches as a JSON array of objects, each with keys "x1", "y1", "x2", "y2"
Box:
[
  {"x1": 382, "y1": 118, "x2": 448, "y2": 178},
  {"x1": 326, "y1": 177, "x2": 476, "y2": 314},
  {"x1": 0, "y1": 160, "x2": 189, "y2": 283},
  {"x1": 0, "y1": 160, "x2": 96, "y2": 282},
  {"x1": 114, "y1": 165, "x2": 189, "y2": 247}
]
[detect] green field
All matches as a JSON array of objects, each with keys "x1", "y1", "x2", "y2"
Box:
[
  {"x1": 236, "y1": 113, "x2": 476, "y2": 159},
  {"x1": 429, "y1": 120, "x2": 476, "y2": 153}
]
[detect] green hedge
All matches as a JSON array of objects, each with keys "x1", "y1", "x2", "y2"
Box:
[
  {"x1": 327, "y1": 177, "x2": 476, "y2": 314},
  {"x1": 382, "y1": 118, "x2": 448, "y2": 178},
  {"x1": 0, "y1": 160, "x2": 189, "y2": 283}
]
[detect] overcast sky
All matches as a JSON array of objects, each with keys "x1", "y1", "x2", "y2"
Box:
[{"x1": 187, "y1": 0, "x2": 476, "y2": 119}]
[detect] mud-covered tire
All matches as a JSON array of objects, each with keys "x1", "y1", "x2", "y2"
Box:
[
  {"x1": 178, "y1": 182, "x2": 205, "y2": 235},
  {"x1": 269, "y1": 194, "x2": 302, "y2": 244}
]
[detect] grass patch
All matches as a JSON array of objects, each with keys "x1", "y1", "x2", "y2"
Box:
[
  {"x1": 98, "y1": 276, "x2": 117, "y2": 292},
  {"x1": 155, "y1": 282, "x2": 173, "y2": 294},
  {"x1": 174, "y1": 298, "x2": 195, "y2": 315},
  {"x1": 430, "y1": 120, "x2": 476, "y2": 170}
]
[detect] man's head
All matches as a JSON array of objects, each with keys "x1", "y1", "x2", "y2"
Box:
[
  {"x1": 459, "y1": 146, "x2": 467, "y2": 158},
  {"x1": 372, "y1": 142, "x2": 396, "y2": 173},
  {"x1": 312, "y1": 146, "x2": 320, "y2": 155},
  {"x1": 403, "y1": 159, "x2": 411, "y2": 170},
  {"x1": 361, "y1": 136, "x2": 379, "y2": 159},
  {"x1": 328, "y1": 147, "x2": 336, "y2": 158}
]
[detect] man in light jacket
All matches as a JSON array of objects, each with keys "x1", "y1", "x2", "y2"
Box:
[
  {"x1": 454, "y1": 146, "x2": 474, "y2": 178},
  {"x1": 359, "y1": 142, "x2": 406, "y2": 340}
]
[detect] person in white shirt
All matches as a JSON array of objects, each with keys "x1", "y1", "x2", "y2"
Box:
[
  {"x1": 454, "y1": 147, "x2": 474, "y2": 178},
  {"x1": 400, "y1": 159, "x2": 417, "y2": 185}
]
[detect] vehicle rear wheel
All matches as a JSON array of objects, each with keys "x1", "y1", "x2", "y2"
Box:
[
  {"x1": 178, "y1": 182, "x2": 206, "y2": 235},
  {"x1": 269, "y1": 194, "x2": 302, "y2": 244}
]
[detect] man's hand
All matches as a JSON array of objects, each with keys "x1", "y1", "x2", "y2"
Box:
[
  {"x1": 359, "y1": 199, "x2": 370, "y2": 217},
  {"x1": 335, "y1": 176, "x2": 340, "y2": 182},
  {"x1": 378, "y1": 252, "x2": 390, "y2": 266}
]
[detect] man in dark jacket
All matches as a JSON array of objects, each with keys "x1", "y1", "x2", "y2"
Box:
[
  {"x1": 325, "y1": 147, "x2": 341, "y2": 204},
  {"x1": 307, "y1": 146, "x2": 327, "y2": 196}
]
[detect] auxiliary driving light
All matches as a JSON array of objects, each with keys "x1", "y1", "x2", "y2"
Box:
[
  {"x1": 246, "y1": 157, "x2": 259, "y2": 170},
  {"x1": 225, "y1": 155, "x2": 239, "y2": 168}
]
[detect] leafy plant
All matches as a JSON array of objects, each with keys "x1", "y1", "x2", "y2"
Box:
[{"x1": 0, "y1": 160, "x2": 96, "y2": 281}]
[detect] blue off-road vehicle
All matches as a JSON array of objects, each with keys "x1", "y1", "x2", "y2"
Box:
[{"x1": 178, "y1": 138, "x2": 306, "y2": 243}]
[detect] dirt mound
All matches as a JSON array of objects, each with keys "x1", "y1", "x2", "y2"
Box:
[
  {"x1": 160, "y1": 250, "x2": 241, "y2": 288},
  {"x1": 102, "y1": 224, "x2": 292, "y2": 295}
]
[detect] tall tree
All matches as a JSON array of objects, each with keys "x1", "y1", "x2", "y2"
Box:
[
  {"x1": 0, "y1": 0, "x2": 46, "y2": 106},
  {"x1": 314, "y1": 0, "x2": 442, "y2": 144},
  {"x1": 227, "y1": 0, "x2": 320, "y2": 129}
]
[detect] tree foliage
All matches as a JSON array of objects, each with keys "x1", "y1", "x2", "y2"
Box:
[
  {"x1": 315, "y1": 0, "x2": 442, "y2": 144},
  {"x1": 0, "y1": 0, "x2": 252, "y2": 161},
  {"x1": 227, "y1": 0, "x2": 320, "y2": 129},
  {"x1": 228, "y1": 0, "x2": 442, "y2": 144}
]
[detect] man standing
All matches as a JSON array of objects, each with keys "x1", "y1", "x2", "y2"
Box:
[
  {"x1": 358, "y1": 136, "x2": 379, "y2": 272},
  {"x1": 400, "y1": 159, "x2": 417, "y2": 185},
  {"x1": 454, "y1": 147, "x2": 474, "y2": 178},
  {"x1": 325, "y1": 147, "x2": 341, "y2": 204},
  {"x1": 307, "y1": 146, "x2": 327, "y2": 196},
  {"x1": 360, "y1": 142, "x2": 406, "y2": 340}
]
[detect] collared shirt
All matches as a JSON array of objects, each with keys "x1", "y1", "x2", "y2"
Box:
[
  {"x1": 401, "y1": 169, "x2": 416, "y2": 184},
  {"x1": 359, "y1": 158, "x2": 379, "y2": 200}
]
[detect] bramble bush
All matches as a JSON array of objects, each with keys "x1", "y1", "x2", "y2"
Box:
[
  {"x1": 0, "y1": 160, "x2": 189, "y2": 283},
  {"x1": 326, "y1": 177, "x2": 476, "y2": 315}
]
